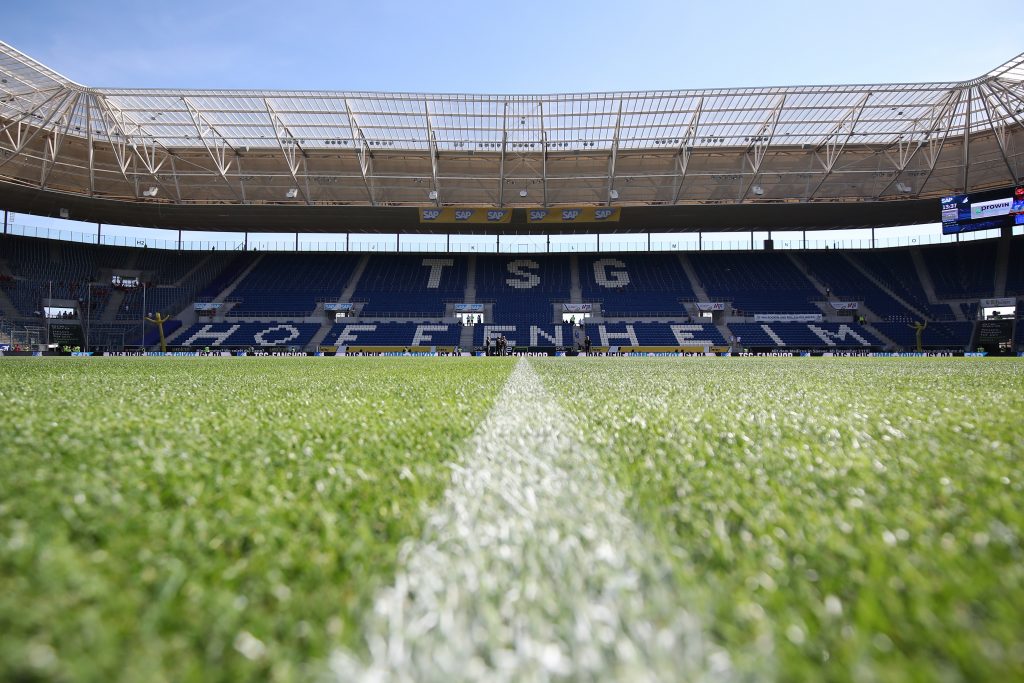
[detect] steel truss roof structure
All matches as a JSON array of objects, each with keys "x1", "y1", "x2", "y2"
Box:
[{"x1": 0, "y1": 40, "x2": 1022, "y2": 233}]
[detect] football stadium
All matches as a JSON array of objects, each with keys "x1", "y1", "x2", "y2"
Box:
[{"x1": 1, "y1": 8, "x2": 1024, "y2": 681}]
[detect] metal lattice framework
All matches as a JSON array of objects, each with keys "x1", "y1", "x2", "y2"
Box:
[{"x1": 1, "y1": 39, "x2": 1023, "y2": 217}]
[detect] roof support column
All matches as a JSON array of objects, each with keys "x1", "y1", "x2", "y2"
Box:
[
  {"x1": 672, "y1": 97, "x2": 704, "y2": 204},
  {"x1": 538, "y1": 100, "x2": 548, "y2": 207},
  {"x1": 740, "y1": 95, "x2": 786, "y2": 201},
  {"x1": 498, "y1": 101, "x2": 508, "y2": 207},
  {"x1": 181, "y1": 96, "x2": 242, "y2": 201},
  {"x1": 606, "y1": 100, "x2": 622, "y2": 205},
  {"x1": 961, "y1": 87, "x2": 972, "y2": 192},
  {"x1": 344, "y1": 98, "x2": 375, "y2": 205},
  {"x1": 264, "y1": 98, "x2": 311, "y2": 205},
  {"x1": 425, "y1": 101, "x2": 440, "y2": 206},
  {"x1": 977, "y1": 82, "x2": 1019, "y2": 183}
]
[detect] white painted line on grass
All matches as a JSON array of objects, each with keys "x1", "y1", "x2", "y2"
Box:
[{"x1": 329, "y1": 358, "x2": 733, "y2": 682}]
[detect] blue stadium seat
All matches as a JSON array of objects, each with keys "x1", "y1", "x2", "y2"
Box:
[
  {"x1": 174, "y1": 321, "x2": 320, "y2": 348},
  {"x1": 328, "y1": 321, "x2": 461, "y2": 347},
  {"x1": 580, "y1": 253, "x2": 695, "y2": 316}
]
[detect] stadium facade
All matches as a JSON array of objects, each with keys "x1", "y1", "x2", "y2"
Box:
[{"x1": 0, "y1": 42, "x2": 1021, "y2": 356}]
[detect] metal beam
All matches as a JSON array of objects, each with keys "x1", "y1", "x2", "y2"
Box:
[
  {"x1": 978, "y1": 81, "x2": 1022, "y2": 183},
  {"x1": 96, "y1": 95, "x2": 182, "y2": 201},
  {"x1": 181, "y1": 96, "x2": 243, "y2": 201},
  {"x1": 606, "y1": 99, "x2": 622, "y2": 205},
  {"x1": 538, "y1": 100, "x2": 548, "y2": 206},
  {"x1": 912, "y1": 88, "x2": 966, "y2": 198},
  {"x1": 807, "y1": 91, "x2": 871, "y2": 199},
  {"x1": 961, "y1": 87, "x2": 972, "y2": 192},
  {"x1": 672, "y1": 96, "x2": 704, "y2": 203},
  {"x1": 40, "y1": 91, "x2": 81, "y2": 189},
  {"x1": 739, "y1": 94, "x2": 786, "y2": 200},
  {"x1": 344, "y1": 97, "x2": 375, "y2": 205},
  {"x1": 424, "y1": 100, "x2": 440, "y2": 206},
  {"x1": 264, "y1": 98, "x2": 312, "y2": 205},
  {"x1": 168, "y1": 153, "x2": 182, "y2": 203},
  {"x1": 498, "y1": 101, "x2": 508, "y2": 207},
  {"x1": 85, "y1": 93, "x2": 95, "y2": 196},
  {"x1": 0, "y1": 88, "x2": 75, "y2": 170},
  {"x1": 876, "y1": 88, "x2": 961, "y2": 198}
]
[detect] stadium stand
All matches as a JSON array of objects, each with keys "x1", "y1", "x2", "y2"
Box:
[
  {"x1": 473, "y1": 323, "x2": 575, "y2": 348},
  {"x1": 727, "y1": 322, "x2": 883, "y2": 349},
  {"x1": 919, "y1": 240, "x2": 997, "y2": 299},
  {"x1": 174, "y1": 321, "x2": 321, "y2": 348},
  {"x1": 355, "y1": 255, "x2": 466, "y2": 316},
  {"x1": 585, "y1": 322, "x2": 727, "y2": 348},
  {"x1": 1006, "y1": 237, "x2": 1024, "y2": 296},
  {"x1": 5, "y1": 233, "x2": 1022, "y2": 353},
  {"x1": 329, "y1": 321, "x2": 462, "y2": 347},
  {"x1": 872, "y1": 321, "x2": 975, "y2": 350},
  {"x1": 227, "y1": 254, "x2": 360, "y2": 316},
  {"x1": 689, "y1": 252, "x2": 819, "y2": 314},
  {"x1": 847, "y1": 250, "x2": 953, "y2": 320},
  {"x1": 580, "y1": 254, "x2": 695, "y2": 316},
  {"x1": 800, "y1": 251, "x2": 923, "y2": 321},
  {"x1": 476, "y1": 255, "x2": 571, "y2": 324}
]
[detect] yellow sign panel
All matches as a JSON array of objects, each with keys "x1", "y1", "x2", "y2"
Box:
[
  {"x1": 418, "y1": 207, "x2": 512, "y2": 224},
  {"x1": 526, "y1": 207, "x2": 621, "y2": 223}
]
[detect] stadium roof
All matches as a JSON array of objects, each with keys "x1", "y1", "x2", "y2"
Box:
[{"x1": 0, "y1": 40, "x2": 1022, "y2": 233}]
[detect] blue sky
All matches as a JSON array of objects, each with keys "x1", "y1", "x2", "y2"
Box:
[
  {"x1": 6, "y1": 0, "x2": 1022, "y2": 93},
  {"x1": 3, "y1": 0, "x2": 1022, "y2": 246}
]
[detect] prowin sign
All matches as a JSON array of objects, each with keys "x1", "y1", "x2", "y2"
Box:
[{"x1": 970, "y1": 198, "x2": 1013, "y2": 220}]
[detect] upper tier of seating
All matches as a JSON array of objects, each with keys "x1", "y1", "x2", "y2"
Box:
[
  {"x1": 1007, "y1": 238, "x2": 1024, "y2": 296},
  {"x1": 476, "y1": 256, "x2": 571, "y2": 324},
  {"x1": 919, "y1": 240, "x2": 997, "y2": 299},
  {"x1": 798, "y1": 251, "x2": 914, "y2": 321},
  {"x1": 228, "y1": 254, "x2": 360, "y2": 315},
  {"x1": 689, "y1": 252, "x2": 820, "y2": 314},
  {"x1": 847, "y1": 250, "x2": 953, "y2": 320},
  {"x1": 355, "y1": 255, "x2": 467, "y2": 316},
  {"x1": 580, "y1": 254, "x2": 695, "y2": 315},
  {"x1": 0, "y1": 235, "x2": 229, "y2": 320}
]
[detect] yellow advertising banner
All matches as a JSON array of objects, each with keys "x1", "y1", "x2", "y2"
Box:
[
  {"x1": 418, "y1": 207, "x2": 512, "y2": 224},
  {"x1": 526, "y1": 207, "x2": 621, "y2": 223}
]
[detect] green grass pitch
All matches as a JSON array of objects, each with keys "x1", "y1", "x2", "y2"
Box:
[{"x1": 1, "y1": 356, "x2": 1022, "y2": 681}]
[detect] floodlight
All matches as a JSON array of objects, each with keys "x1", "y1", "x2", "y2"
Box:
[
  {"x1": 286, "y1": 188, "x2": 299, "y2": 198},
  {"x1": 752, "y1": 185, "x2": 764, "y2": 196},
  {"x1": 609, "y1": 189, "x2": 619, "y2": 200},
  {"x1": 142, "y1": 187, "x2": 159, "y2": 197},
  {"x1": 428, "y1": 190, "x2": 438, "y2": 200},
  {"x1": 519, "y1": 189, "x2": 528, "y2": 197},
  {"x1": 896, "y1": 182, "x2": 912, "y2": 193}
]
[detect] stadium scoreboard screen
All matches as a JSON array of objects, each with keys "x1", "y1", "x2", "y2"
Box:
[{"x1": 941, "y1": 185, "x2": 1024, "y2": 234}]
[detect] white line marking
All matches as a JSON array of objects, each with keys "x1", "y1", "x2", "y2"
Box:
[{"x1": 329, "y1": 358, "x2": 733, "y2": 682}]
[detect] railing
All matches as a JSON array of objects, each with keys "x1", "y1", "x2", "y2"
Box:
[{"x1": 2, "y1": 221, "x2": 1016, "y2": 254}]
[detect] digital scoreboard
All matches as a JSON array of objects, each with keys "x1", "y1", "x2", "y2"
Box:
[{"x1": 941, "y1": 185, "x2": 1024, "y2": 235}]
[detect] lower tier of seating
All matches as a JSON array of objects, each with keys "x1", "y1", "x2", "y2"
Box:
[
  {"x1": 872, "y1": 322, "x2": 974, "y2": 350},
  {"x1": 175, "y1": 322, "x2": 320, "y2": 348},
  {"x1": 328, "y1": 322, "x2": 462, "y2": 347},
  {"x1": 727, "y1": 322, "x2": 884, "y2": 348}
]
